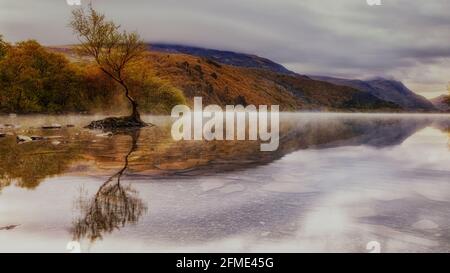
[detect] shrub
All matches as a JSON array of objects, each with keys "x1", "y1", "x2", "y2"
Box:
[{"x1": 0, "y1": 40, "x2": 83, "y2": 113}]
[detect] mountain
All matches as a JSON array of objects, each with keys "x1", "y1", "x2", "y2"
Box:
[
  {"x1": 51, "y1": 44, "x2": 410, "y2": 112},
  {"x1": 308, "y1": 76, "x2": 436, "y2": 112},
  {"x1": 150, "y1": 44, "x2": 435, "y2": 112},
  {"x1": 430, "y1": 95, "x2": 450, "y2": 112},
  {"x1": 150, "y1": 43, "x2": 295, "y2": 75},
  {"x1": 144, "y1": 51, "x2": 400, "y2": 111}
]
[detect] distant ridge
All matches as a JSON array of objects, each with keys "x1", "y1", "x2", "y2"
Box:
[
  {"x1": 430, "y1": 95, "x2": 450, "y2": 112},
  {"x1": 149, "y1": 43, "x2": 296, "y2": 75},
  {"x1": 309, "y1": 76, "x2": 436, "y2": 112}
]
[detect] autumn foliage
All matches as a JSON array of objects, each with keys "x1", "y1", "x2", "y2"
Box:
[{"x1": 0, "y1": 37, "x2": 185, "y2": 114}]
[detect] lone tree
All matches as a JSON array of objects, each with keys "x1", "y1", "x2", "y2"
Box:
[{"x1": 70, "y1": 5, "x2": 147, "y2": 128}]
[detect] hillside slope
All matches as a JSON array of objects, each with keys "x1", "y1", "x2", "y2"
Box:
[
  {"x1": 145, "y1": 51, "x2": 400, "y2": 111},
  {"x1": 49, "y1": 45, "x2": 401, "y2": 112},
  {"x1": 151, "y1": 44, "x2": 434, "y2": 112}
]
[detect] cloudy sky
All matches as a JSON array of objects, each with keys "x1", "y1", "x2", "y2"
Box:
[{"x1": 1, "y1": 0, "x2": 449, "y2": 98}]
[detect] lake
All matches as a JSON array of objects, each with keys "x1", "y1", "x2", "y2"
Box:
[{"x1": 0, "y1": 113, "x2": 449, "y2": 252}]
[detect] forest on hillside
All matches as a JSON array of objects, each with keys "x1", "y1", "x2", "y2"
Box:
[{"x1": 0, "y1": 36, "x2": 186, "y2": 115}]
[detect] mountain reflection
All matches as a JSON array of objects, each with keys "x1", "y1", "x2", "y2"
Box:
[
  {"x1": 72, "y1": 129, "x2": 147, "y2": 242},
  {"x1": 1, "y1": 115, "x2": 450, "y2": 191},
  {"x1": 0, "y1": 132, "x2": 83, "y2": 191}
]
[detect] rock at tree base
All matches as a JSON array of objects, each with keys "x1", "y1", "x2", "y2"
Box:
[{"x1": 85, "y1": 116, "x2": 148, "y2": 130}]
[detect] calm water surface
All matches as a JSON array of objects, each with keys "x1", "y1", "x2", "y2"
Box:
[{"x1": 0, "y1": 113, "x2": 449, "y2": 252}]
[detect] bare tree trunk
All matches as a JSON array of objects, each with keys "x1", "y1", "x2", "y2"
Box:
[
  {"x1": 119, "y1": 80, "x2": 144, "y2": 123},
  {"x1": 128, "y1": 95, "x2": 141, "y2": 121},
  {"x1": 86, "y1": 67, "x2": 148, "y2": 129}
]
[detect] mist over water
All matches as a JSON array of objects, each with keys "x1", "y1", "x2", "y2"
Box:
[{"x1": 1, "y1": 113, "x2": 449, "y2": 252}]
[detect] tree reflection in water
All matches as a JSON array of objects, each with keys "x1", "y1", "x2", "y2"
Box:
[{"x1": 72, "y1": 129, "x2": 147, "y2": 242}]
